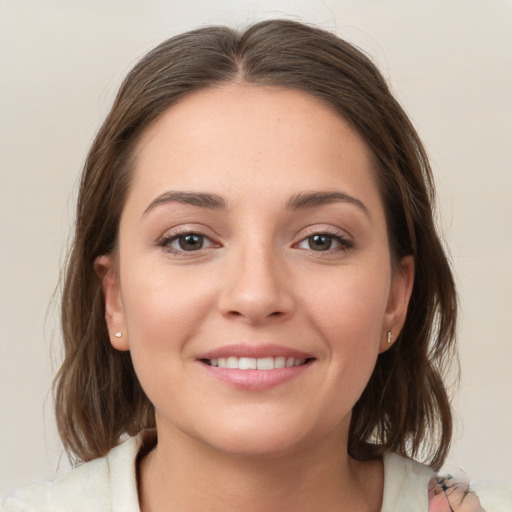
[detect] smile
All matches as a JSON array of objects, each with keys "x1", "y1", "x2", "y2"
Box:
[
  {"x1": 205, "y1": 356, "x2": 309, "y2": 370},
  {"x1": 197, "y1": 344, "x2": 315, "y2": 389}
]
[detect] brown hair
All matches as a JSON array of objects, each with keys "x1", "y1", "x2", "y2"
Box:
[{"x1": 55, "y1": 19, "x2": 457, "y2": 470}]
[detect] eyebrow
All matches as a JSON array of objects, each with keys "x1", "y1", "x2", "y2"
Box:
[
  {"x1": 143, "y1": 189, "x2": 368, "y2": 217},
  {"x1": 285, "y1": 191, "x2": 369, "y2": 216},
  {"x1": 143, "y1": 191, "x2": 227, "y2": 216}
]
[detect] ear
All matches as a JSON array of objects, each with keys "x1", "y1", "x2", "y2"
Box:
[
  {"x1": 380, "y1": 255, "x2": 414, "y2": 353},
  {"x1": 94, "y1": 254, "x2": 129, "y2": 351}
]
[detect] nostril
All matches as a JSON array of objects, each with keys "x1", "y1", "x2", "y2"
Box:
[{"x1": 227, "y1": 310, "x2": 284, "y2": 318}]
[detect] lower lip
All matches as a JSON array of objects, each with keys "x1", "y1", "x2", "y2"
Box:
[{"x1": 199, "y1": 361, "x2": 313, "y2": 391}]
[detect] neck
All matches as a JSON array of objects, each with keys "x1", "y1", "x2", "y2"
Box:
[{"x1": 138, "y1": 425, "x2": 383, "y2": 512}]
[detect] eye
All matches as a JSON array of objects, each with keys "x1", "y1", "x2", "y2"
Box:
[
  {"x1": 157, "y1": 231, "x2": 217, "y2": 254},
  {"x1": 175, "y1": 233, "x2": 206, "y2": 251},
  {"x1": 296, "y1": 232, "x2": 353, "y2": 252}
]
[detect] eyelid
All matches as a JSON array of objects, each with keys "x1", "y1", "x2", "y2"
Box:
[
  {"x1": 296, "y1": 224, "x2": 353, "y2": 240},
  {"x1": 293, "y1": 225, "x2": 354, "y2": 253},
  {"x1": 156, "y1": 225, "x2": 222, "y2": 256}
]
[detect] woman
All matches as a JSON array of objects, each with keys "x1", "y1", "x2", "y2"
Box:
[{"x1": 2, "y1": 19, "x2": 506, "y2": 511}]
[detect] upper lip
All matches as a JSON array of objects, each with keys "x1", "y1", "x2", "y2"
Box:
[{"x1": 197, "y1": 344, "x2": 314, "y2": 360}]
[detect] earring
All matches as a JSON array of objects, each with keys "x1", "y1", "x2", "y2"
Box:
[
  {"x1": 387, "y1": 331, "x2": 393, "y2": 344},
  {"x1": 115, "y1": 332, "x2": 122, "y2": 338}
]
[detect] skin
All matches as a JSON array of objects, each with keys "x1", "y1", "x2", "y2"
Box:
[{"x1": 96, "y1": 83, "x2": 414, "y2": 511}]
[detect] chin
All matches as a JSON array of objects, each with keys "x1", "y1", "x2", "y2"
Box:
[
  {"x1": 192, "y1": 415, "x2": 337, "y2": 460},
  {"x1": 206, "y1": 436, "x2": 305, "y2": 460}
]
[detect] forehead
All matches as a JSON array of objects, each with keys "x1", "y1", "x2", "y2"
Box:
[{"x1": 127, "y1": 84, "x2": 382, "y2": 214}]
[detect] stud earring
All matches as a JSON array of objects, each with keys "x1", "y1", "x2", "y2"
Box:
[
  {"x1": 387, "y1": 331, "x2": 393, "y2": 344},
  {"x1": 115, "y1": 332, "x2": 122, "y2": 338}
]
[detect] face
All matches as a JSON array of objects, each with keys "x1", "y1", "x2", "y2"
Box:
[{"x1": 97, "y1": 84, "x2": 413, "y2": 458}]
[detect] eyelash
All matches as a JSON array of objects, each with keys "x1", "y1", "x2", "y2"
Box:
[
  {"x1": 156, "y1": 229, "x2": 354, "y2": 256},
  {"x1": 294, "y1": 230, "x2": 354, "y2": 253},
  {"x1": 156, "y1": 230, "x2": 219, "y2": 255}
]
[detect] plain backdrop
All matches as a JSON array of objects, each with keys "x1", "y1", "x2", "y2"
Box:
[{"x1": 1, "y1": 0, "x2": 511, "y2": 497}]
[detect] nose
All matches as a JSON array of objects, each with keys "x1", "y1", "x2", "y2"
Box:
[{"x1": 217, "y1": 242, "x2": 296, "y2": 325}]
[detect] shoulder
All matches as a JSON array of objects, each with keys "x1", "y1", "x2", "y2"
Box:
[
  {"x1": 381, "y1": 451, "x2": 435, "y2": 511},
  {"x1": 0, "y1": 436, "x2": 142, "y2": 512},
  {"x1": 429, "y1": 477, "x2": 512, "y2": 512},
  {"x1": 381, "y1": 452, "x2": 512, "y2": 512},
  {"x1": 0, "y1": 456, "x2": 111, "y2": 512}
]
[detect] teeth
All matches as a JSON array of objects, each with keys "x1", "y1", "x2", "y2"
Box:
[
  {"x1": 239, "y1": 357, "x2": 257, "y2": 370},
  {"x1": 256, "y1": 357, "x2": 274, "y2": 370},
  {"x1": 209, "y1": 356, "x2": 308, "y2": 370},
  {"x1": 226, "y1": 356, "x2": 238, "y2": 369},
  {"x1": 274, "y1": 356, "x2": 286, "y2": 369}
]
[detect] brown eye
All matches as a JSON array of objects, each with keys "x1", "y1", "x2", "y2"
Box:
[
  {"x1": 178, "y1": 234, "x2": 204, "y2": 251},
  {"x1": 158, "y1": 232, "x2": 217, "y2": 254},
  {"x1": 307, "y1": 234, "x2": 333, "y2": 251},
  {"x1": 296, "y1": 231, "x2": 353, "y2": 253}
]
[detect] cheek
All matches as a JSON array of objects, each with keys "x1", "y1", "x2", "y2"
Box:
[
  {"x1": 118, "y1": 264, "x2": 219, "y2": 416},
  {"x1": 303, "y1": 263, "x2": 390, "y2": 397},
  {"x1": 305, "y1": 262, "x2": 390, "y2": 343},
  {"x1": 120, "y1": 263, "x2": 216, "y2": 357}
]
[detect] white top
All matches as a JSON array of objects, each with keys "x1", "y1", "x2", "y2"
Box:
[{"x1": 1, "y1": 434, "x2": 510, "y2": 511}]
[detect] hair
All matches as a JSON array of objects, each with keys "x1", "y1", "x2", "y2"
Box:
[{"x1": 55, "y1": 19, "x2": 457, "y2": 470}]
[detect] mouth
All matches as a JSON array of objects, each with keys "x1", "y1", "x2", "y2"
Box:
[
  {"x1": 196, "y1": 344, "x2": 316, "y2": 389},
  {"x1": 201, "y1": 356, "x2": 315, "y2": 370}
]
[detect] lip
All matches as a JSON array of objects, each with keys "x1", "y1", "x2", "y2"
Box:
[{"x1": 196, "y1": 344, "x2": 315, "y2": 391}]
